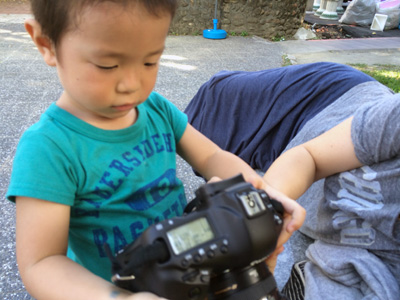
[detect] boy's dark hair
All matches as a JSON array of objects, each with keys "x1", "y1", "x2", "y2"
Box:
[{"x1": 30, "y1": 0, "x2": 178, "y2": 47}]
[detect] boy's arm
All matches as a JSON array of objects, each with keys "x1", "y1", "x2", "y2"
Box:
[
  {"x1": 263, "y1": 117, "x2": 362, "y2": 200},
  {"x1": 177, "y1": 124, "x2": 262, "y2": 182},
  {"x1": 15, "y1": 197, "x2": 166, "y2": 300}
]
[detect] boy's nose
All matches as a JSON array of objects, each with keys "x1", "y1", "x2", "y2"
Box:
[{"x1": 117, "y1": 69, "x2": 140, "y2": 93}]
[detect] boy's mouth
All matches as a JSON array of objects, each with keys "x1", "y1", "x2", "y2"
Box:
[{"x1": 112, "y1": 103, "x2": 135, "y2": 111}]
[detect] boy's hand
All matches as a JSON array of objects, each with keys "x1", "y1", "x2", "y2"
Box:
[{"x1": 125, "y1": 292, "x2": 169, "y2": 300}]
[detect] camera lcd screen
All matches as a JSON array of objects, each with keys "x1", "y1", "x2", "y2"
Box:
[{"x1": 167, "y1": 217, "x2": 214, "y2": 255}]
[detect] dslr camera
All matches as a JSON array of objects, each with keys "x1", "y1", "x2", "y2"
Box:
[{"x1": 106, "y1": 174, "x2": 286, "y2": 300}]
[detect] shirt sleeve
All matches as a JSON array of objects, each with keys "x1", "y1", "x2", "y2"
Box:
[
  {"x1": 6, "y1": 129, "x2": 78, "y2": 205},
  {"x1": 352, "y1": 94, "x2": 400, "y2": 165},
  {"x1": 149, "y1": 92, "x2": 188, "y2": 143}
]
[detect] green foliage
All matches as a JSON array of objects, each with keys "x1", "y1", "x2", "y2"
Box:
[
  {"x1": 350, "y1": 64, "x2": 400, "y2": 93},
  {"x1": 271, "y1": 35, "x2": 285, "y2": 42},
  {"x1": 281, "y1": 62, "x2": 399, "y2": 92},
  {"x1": 281, "y1": 55, "x2": 292, "y2": 67}
]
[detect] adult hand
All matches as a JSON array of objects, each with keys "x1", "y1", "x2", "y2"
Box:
[
  {"x1": 207, "y1": 174, "x2": 306, "y2": 273},
  {"x1": 247, "y1": 175, "x2": 306, "y2": 241},
  {"x1": 263, "y1": 185, "x2": 306, "y2": 273},
  {"x1": 207, "y1": 176, "x2": 222, "y2": 183}
]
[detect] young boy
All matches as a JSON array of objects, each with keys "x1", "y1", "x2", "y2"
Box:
[{"x1": 6, "y1": 1, "x2": 304, "y2": 299}]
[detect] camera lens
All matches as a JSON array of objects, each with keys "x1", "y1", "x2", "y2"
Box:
[
  {"x1": 208, "y1": 262, "x2": 286, "y2": 300},
  {"x1": 188, "y1": 287, "x2": 203, "y2": 299}
]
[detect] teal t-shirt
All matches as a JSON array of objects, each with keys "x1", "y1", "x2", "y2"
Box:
[{"x1": 7, "y1": 92, "x2": 188, "y2": 280}]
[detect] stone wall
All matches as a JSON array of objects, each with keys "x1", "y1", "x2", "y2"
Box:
[{"x1": 170, "y1": 0, "x2": 308, "y2": 39}]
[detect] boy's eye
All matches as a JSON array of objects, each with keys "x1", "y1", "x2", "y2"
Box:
[
  {"x1": 145, "y1": 62, "x2": 157, "y2": 67},
  {"x1": 96, "y1": 65, "x2": 118, "y2": 70}
]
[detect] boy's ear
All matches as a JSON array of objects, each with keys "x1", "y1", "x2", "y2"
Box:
[{"x1": 25, "y1": 19, "x2": 57, "y2": 67}]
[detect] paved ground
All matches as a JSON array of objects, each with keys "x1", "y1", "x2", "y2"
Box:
[
  {"x1": 281, "y1": 37, "x2": 400, "y2": 65},
  {"x1": 0, "y1": 1, "x2": 30, "y2": 15},
  {"x1": 1, "y1": 12, "x2": 400, "y2": 300}
]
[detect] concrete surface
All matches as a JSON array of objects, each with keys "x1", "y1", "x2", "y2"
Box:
[
  {"x1": 1, "y1": 13, "x2": 400, "y2": 300},
  {"x1": 281, "y1": 37, "x2": 400, "y2": 65}
]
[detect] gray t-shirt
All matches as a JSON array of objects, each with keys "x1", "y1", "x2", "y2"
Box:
[
  {"x1": 285, "y1": 81, "x2": 400, "y2": 298},
  {"x1": 285, "y1": 81, "x2": 399, "y2": 251}
]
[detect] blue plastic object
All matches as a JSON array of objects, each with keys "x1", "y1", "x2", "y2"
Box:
[{"x1": 203, "y1": 19, "x2": 227, "y2": 39}]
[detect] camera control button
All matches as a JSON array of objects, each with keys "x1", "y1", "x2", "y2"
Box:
[
  {"x1": 182, "y1": 270, "x2": 199, "y2": 283},
  {"x1": 194, "y1": 254, "x2": 202, "y2": 263},
  {"x1": 200, "y1": 274, "x2": 210, "y2": 283},
  {"x1": 181, "y1": 259, "x2": 190, "y2": 268},
  {"x1": 220, "y1": 245, "x2": 228, "y2": 254},
  {"x1": 206, "y1": 250, "x2": 215, "y2": 258},
  {"x1": 274, "y1": 215, "x2": 283, "y2": 225}
]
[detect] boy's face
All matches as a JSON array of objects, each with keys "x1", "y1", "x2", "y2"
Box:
[{"x1": 53, "y1": 2, "x2": 171, "y2": 128}]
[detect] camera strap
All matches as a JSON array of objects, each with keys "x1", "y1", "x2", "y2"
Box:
[
  {"x1": 185, "y1": 174, "x2": 247, "y2": 214},
  {"x1": 104, "y1": 240, "x2": 169, "y2": 280},
  {"x1": 184, "y1": 196, "x2": 201, "y2": 214}
]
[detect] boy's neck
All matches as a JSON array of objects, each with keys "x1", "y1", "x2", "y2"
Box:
[{"x1": 56, "y1": 97, "x2": 139, "y2": 130}]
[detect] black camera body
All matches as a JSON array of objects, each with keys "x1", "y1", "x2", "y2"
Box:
[{"x1": 108, "y1": 175, "x2": 284, "y2": 300}]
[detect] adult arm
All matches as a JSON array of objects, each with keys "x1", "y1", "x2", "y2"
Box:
[
  {"x1": 263, "y1": 117, "x2": 363, "y2": 270},
  {"x1": 177, "y1": 124, "x2": 306, "y2": 245},
  {"x1": 264, "y1": 117, "x2": 362, "y2": 200},
  {"x1": 15, "y1": 197, "x2": 167, "y2": 300}
]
